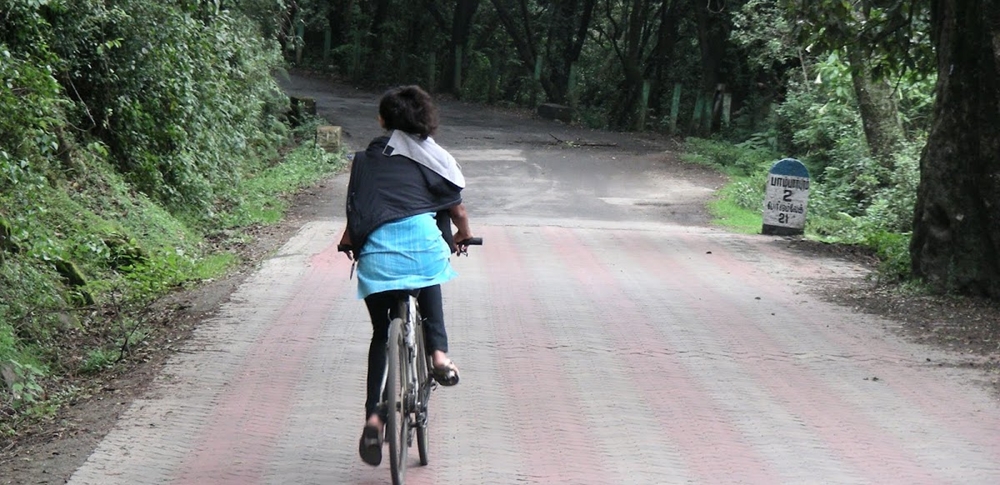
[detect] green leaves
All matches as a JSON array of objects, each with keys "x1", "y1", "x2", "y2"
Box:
[
  {"x1": 783, "y1": 0, "x2": 933, "y2": 81},
  {"x1": 0, "y1": 0, "x2": 298, "y2": 431},
  {"x1": 4, "y1": 361, "x2": 46, "y2": 410},
  {"x1": 29, "y1": 0, "x2": 286, "y2": 212}
]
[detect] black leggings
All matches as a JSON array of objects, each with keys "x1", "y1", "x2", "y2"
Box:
[{"x1": 363, "y1": 284, "x2": 449, "y2": 420}]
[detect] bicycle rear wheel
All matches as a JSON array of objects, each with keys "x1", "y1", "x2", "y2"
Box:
[
  {"x1": 386, "y1": 317, "x2": 409, "y2": 485},
  {"x1": 415, "y1": 319, "x2": 430, "y2": 466}
]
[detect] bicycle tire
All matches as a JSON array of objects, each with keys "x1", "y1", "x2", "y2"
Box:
[
  {"x1": 387, "y1": 317, "x2": 408, "y2": 485},
  {"x1": 415, "y1": 319, "x2": 430, "y2": 466}
]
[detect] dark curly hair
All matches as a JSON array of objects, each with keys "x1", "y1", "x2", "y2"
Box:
[{"x1": 378, "y1": 85, "x2": 439, "y2": 139}]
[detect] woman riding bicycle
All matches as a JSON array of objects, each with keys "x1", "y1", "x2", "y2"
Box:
[{"x1": 338, "y1": 85, "x2": 474, "y2": 467}]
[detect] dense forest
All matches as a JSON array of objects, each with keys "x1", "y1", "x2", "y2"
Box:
[{"x1": 1, "y1": 0, "x2": 998, "y2": 436}]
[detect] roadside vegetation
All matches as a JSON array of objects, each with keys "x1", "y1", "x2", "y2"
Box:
[
  {"x1": 680, "y1": 44, "x2": 929, "y2": 284},
  {"x1": 1, "y1": 1, "x2": 344, "y2": 438}
]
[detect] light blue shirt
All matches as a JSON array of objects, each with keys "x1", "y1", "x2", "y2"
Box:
[{"x1": 356, "y1": 213, "x2": 457, "y2": 299}]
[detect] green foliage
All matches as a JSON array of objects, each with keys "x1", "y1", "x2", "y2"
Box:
[
  {"x1": 221, "y1": 135, "x2": 346, "y2": 228},
  {"x1": 682, "y1": 137, "x2": 781, "y2": 178},
  {"x1": 461, "y1": 50, "x2": 499, "y2": 103},
  {"x1": 682, "y1": 137, "x2": 782, "y2": 233},
  {"x1": 731, "y1": 0, "x2": 798, "y2": 73},
  {"x1": 685, "y1": 115, "x2": 920, "y2": 280},
  {"x1": 0, "y1": 0, "x2": 352, "y2": 436},
  {"x1": 79, "y1": 322, "x2": 147, "y2": 374},
  {"x1": 0, "y1": 256, "x2": 67, "y2": 346},
  {"x1": 869, "y1": 231, "x2": 912, "y2": 280},
  {"x1": 0, "y1": 330, "x2": 47, "y2": 414},
  {"x1": 784, "y1": 0, "x2": 934, "y2": 82},
  {"x1": 3, "y1": 361, "x2": 46, "y2": 411},
  {"x1": 774, "y1": 62, "x2": 866, "y2": 179},
  {"x1": 39, "y1": 0, "x2": 289, "y2": 212},
  {"x1": 0, "y1": 48, "x2": 65, "y2": 204},
  {"x1": 80, "y1": 348, "x2": 118, "y2": 374}
]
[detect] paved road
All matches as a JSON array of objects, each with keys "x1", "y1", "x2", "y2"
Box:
[{"x1": 66, "y1": 76, "x2": 1000, "y2": 484}]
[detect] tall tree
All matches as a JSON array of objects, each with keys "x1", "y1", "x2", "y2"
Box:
[
  {"x1": 328, "y1": 0, "x2": 358, "y2": 47},
  {"x1": 594, "y1": 0, "x2": 660, "y2": 128},
  {"x1": 845, "y1": 42, "x2": 905, "y2": 177},
  {"x1": 424, "y1": 0, "x2": 483, "y2": 94},
  {"x1": 911, "y1": 0, "x2": 1000, "y2": 297},
  {"x1": 693, "y1": 0, "x2": 728, "y2": 132},
  {"x1": 646, "y1": 0, "x2": 682, "y2": 119},
  {"x1": 487, "y1": 0, "x2": 546, "y2": 99},
  {"x1": 488, "y1": 0, "x2": 595, "y2": 103},
  {"x1": 364, "y1": 0, "x2": 392, "y2": 58},
  {"x1": 542, "y1": 0, "x2": 596, "y2": 103}
]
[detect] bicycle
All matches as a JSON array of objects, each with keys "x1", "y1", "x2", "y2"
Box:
[{"x1": 339, "y1": 237, "x2": 482, "y2": 485}]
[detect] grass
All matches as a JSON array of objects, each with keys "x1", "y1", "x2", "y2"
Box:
[
  {"x1": 81, "y1": 348, "x2": 118, "y2": 374},
  {"x1": 709, "y1": 193, "x2": 763, "y2": 233},
  {"x1": 706, "y1": 176, "x2": 765, "y2": 234},
  {"x1": 222, "y1": 139, "x2": 346, "y2": 228},
  {"x1": 192, "y1": 253, "x2": 239, "y2": 280}
]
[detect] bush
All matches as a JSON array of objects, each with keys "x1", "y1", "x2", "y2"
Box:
[
  {"x1": 0, "y1": 0, "x2": 343, "y2": 433},
  {"x1": 774, "y1": 58, "x2": 867, "y2": 181},
  {"x1": 683, "y1": 136, "x2": 781, "y2": 177},
  {"x1": 864, "y1": 231, "x2": 912, "y2": 282},
  {"x1": 44, "y1": 0, "x2": 288, "y2": 212}
]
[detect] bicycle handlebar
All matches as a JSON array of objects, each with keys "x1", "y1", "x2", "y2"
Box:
[{"x1": 337, "y1": 238, "x2": 483, "y2": 254}]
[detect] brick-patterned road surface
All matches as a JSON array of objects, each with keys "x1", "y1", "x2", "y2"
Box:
[{"x1": 65, "y1": 77, "x2": 1000, "y2": 484}]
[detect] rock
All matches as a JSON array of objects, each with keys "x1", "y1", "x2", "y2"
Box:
[
  {"x1": 316, "y1": 125, "x2": 342, "y2": 153},
  {"x1": 537, "y1": 103, "x2": 572, "y2": 123}
]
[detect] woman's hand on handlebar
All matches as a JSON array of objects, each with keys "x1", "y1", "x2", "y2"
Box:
[
  {"x1": 453, "y1": 232, "x2": 483, "y2": 257},
  {"x1": 339, "y1": 229, "x2": 354, "y2": 260},
  {"x1": 453, "y1": 229, "x2": 473, "y2": 255},
  {"x1": 337, "y1": 244, "x2": 355, "y2": 260}
]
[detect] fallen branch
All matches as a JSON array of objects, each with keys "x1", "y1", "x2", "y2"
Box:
[{"x1": 549, "y1": 133, "x2": 618, "y2": 147}]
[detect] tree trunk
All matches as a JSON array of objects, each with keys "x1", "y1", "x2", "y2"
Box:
[
  {"x1": 694, "y1": 0, "x2": 727, "y2": 134},
  {"x1": 910, "y1": 0, "x2": 1000, "y2": 298},
  {"x1": 328, "y1": 0, "x2": 357, "y2": 46},
  {"x1": 542, "y1": 0, "x2": 595, "y2": 103},
  {"x1": 648, "y1": 0, "x2": 680, "y2": 118},
  {"x1": 846, "y1": 39, "x2": 905, "y2": 180},
  {"x1": 607, "y1": 0, "x2": 648, "y2": 129},
  {"x1": 446, "y1": 0, "x2": 482, "y2": 95},
  {"x1": 367, "y1": 0, "x2": 392, "y2": 60},
  {"x1": 489, "y1": 0, "x2": 539, "y2": 86}
]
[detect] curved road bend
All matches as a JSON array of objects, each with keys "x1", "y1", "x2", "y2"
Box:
[{"x1": 66, "y1": 75, "x2": 1000, "y2": 484}]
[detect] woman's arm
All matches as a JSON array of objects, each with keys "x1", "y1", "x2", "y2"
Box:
[{"x1": 449, "y1": 203, "x2": 473, "y2": 243}]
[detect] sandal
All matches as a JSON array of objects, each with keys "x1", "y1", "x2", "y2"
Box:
[
  {"x1": 358, "y1": 424, "x2": 383, "y2": 466},
  {"x1": 431, "y1": 360, "x2": 461, "y2": 386}
]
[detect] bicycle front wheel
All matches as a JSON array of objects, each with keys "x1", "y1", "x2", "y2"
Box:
[{"x1": 386, "y1": 317, "x2": 409, "y2": 485}]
